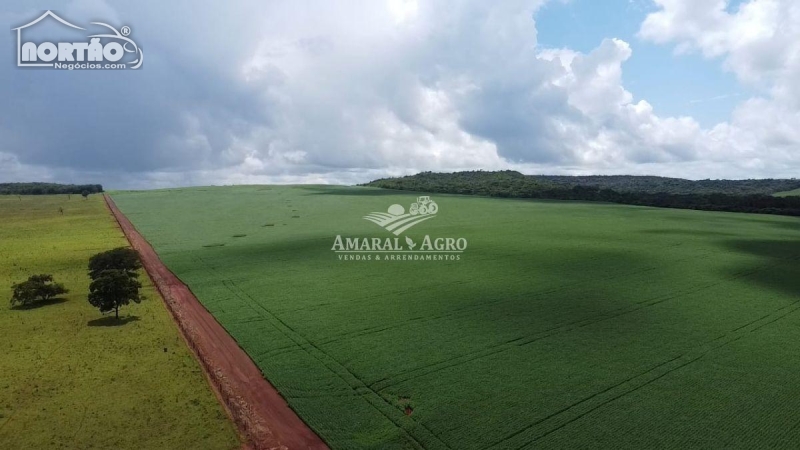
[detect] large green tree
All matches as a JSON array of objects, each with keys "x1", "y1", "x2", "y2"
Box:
[
  {"x1": 88, "y1": 247, "x2": 142, "y2": 280},
  {"x1": 87, "y1": 270, "x2": 144, "y2": 319}
]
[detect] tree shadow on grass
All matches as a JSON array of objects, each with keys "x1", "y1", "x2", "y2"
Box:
[
  {"x1": 87, "y1": 315, "x2": 140, "y2": 327},
  {"x1": 10, "y1": 297, "x2": 68, "y2": 310}
]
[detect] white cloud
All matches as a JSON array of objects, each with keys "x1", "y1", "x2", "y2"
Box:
[
  {"x1": 639, "y1": 0, "x2": 799, "y2": 89},
  {"x1": 639, "y1": 0, "x2": 800, "y2": 177}
]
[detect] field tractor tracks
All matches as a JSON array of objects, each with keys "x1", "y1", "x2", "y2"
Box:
[
  {"x1": 485, "y1": 298, "x2": 800, "y2": 450},
  {"x1": 319, "y1": 250, "x2": 718, "y2": 349},
  {"x1": 215, "y1": 277, "x2": 453, "y2": 450},
  {"x1": 370, "y1": 270, "x2": 747, "y2": 392}
]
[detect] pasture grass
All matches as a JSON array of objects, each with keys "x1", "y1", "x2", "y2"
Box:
[
  {"x1": 112, "y1": 185, "x2": 800, "y2": 449},
  {"x1": 775, "y1": 188, "x2": 800, "y2": 197},
  {"x1": 0, "y1": 195, "x2": 238, "y2": 449}
]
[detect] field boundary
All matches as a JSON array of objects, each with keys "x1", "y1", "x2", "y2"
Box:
[{"x1": 104, "y1": 194, "x2": 328, "y2": 450}]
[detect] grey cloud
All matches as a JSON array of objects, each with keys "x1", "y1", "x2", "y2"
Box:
[{"x1": 1, "y1": 1, "x2": 273, "y2": 179}]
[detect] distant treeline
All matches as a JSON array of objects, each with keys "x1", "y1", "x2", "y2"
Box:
[
  {"x1": 538, "y1": 175, "x2": 800, "y2": 196},
  {"x1": 0, "y1": 183, "x2": 104, "y2": 195},
  {"x1": 363, "y1": 171, "x2": 800, "y2": 217}
]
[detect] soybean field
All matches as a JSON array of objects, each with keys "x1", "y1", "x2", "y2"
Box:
[{"x1": 111, "y1": 185, "x2": 800, "y2": 449}]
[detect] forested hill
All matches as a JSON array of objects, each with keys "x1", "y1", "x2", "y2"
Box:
[
  {"x1": 0, "y1": 183, "x2": 104, "y2": 195},
  {"x1": 363, "y1": 171, "x2": 800, "y2": 217},
  {"x1": 364, "y1": 171, "x2": 553, "y2": 197}
]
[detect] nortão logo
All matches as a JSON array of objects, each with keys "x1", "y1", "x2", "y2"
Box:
[{"x1": 13, "y1": 10, "x2": 143, "y2": 70}]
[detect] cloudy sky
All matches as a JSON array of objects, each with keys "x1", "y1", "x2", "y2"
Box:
[{"x1": 1, "y1": 0, "x2": 798, "y2": 188}]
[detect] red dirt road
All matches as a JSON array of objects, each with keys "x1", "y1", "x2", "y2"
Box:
[{"x1": 105, "y1": 194, "x2": 328, "y2": 450}]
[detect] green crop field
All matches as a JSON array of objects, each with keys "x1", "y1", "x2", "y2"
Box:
[
  {"x1": 0, "y1": 195, "x2": 238, "y2": 449},
  {"x1": 112, "y1": 185, "x2": 800, "y2": 449},
  {"x1": 775, "y1": 188, "x2": 800, "y2": 197}
]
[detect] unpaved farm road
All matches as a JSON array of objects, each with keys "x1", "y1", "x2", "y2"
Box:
[{"x1": 105, "y1": 194, "x2": 328, "y2": 450}]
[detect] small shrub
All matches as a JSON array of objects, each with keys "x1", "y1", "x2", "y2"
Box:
[{"x1": 10, "y1": 274, "x2": 69, "y2": 308}]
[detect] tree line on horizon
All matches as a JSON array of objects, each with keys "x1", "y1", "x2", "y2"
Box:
[
  {"x1": 0, "y1": 182, "x2": 104, "y2": 196},
  {"x1": 363, "y1": 171, "x2": 800, "y2": 217},
  {"x1": 536, "y1": 174, "x2": 800, "y2": 196}
]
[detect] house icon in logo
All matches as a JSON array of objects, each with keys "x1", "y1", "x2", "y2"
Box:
[{"x1": 13, "y1": 10, "x2": 85, "y2": 67}]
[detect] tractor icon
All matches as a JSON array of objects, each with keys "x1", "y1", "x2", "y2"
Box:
[{"x1": 409, "y1": 196, "x2": 438, "y2": 216}]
